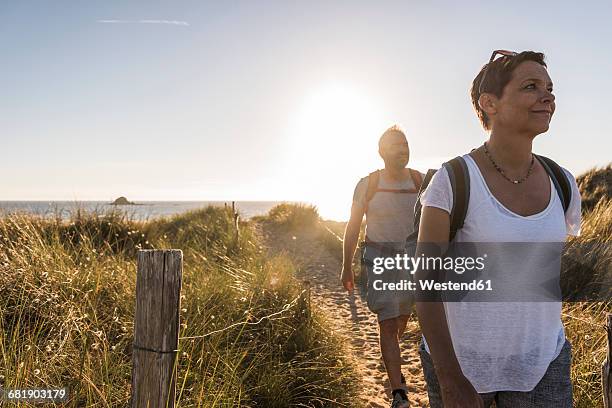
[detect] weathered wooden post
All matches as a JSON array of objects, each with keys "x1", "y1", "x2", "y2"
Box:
[
  {"x1": 232, "y1": 201, "x2": 240, "y2": 241},
  {"x1": 604, "y1": 313, "x2": 612, "y2": 408},
  {"x1": 131, "y1": 250, "x2": 183, "y2": 408}
]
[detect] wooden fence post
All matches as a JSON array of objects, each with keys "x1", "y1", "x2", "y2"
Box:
[
  {"x1": 131, "y1": 250, "x2": 183, "y2": 408},
  {"x1": 232, "y1": 201, "x2": 240, "y2": 241},
  {"x1": 604, "y1": 313, "x2": 612, "y2": 408}
]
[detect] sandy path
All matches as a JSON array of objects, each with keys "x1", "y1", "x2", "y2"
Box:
[{"x1": 259, "y1": 223, "x2": 429, "y2": 408}]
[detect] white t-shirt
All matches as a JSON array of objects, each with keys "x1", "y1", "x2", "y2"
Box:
[
  {"x1": 420, "y1": 153, "x2": 581, "y2": 393},
  {"x1": 353, "y1": 170, "x2": 423, "y2": 244}
]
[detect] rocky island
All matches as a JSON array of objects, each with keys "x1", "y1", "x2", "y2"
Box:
[{"x1": 110, "y1": 196, "x2": 136, "y2": 205}]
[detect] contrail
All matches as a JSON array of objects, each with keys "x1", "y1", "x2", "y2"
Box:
[
  {"x1": 97, "y1": 19, "x2": 189, "y2": 26},
  {"x1": 139, "y1": 19, "x2": 189, "y2": 26}
]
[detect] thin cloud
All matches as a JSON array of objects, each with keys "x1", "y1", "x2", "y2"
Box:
[
  {"x1": 139, "y1": 19, "x2": 189, "y2": 26},
  {"x1": 97, "y1": 19, "x2": 130, "y2": 23},
  {"x1": 97, "y1": 19, "x2": 189, "y2": 26}
]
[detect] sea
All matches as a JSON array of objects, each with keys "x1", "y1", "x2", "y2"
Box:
[{"x1": 0, "y1": 201, "x2": 293, "y2": 221}]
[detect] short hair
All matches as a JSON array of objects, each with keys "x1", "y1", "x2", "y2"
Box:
[
  {"x1": 470, "y1": 51, "x2": 547, "y2": 130},
  {"x1": 378, "y1": 125, "x2": 407, "y2": 149}
]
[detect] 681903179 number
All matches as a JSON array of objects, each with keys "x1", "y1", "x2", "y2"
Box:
[{"x1": 2, "y1": 387, "x2": 68, "y2": 402}]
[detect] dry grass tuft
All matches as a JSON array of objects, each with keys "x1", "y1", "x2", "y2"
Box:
[{"x1": 0, "y1": 206, "x2": 360, "y2": 407}]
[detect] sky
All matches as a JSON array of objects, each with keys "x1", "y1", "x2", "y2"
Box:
[{"x1": 2, "y1": 1, "x2": 611, "y2": 220}]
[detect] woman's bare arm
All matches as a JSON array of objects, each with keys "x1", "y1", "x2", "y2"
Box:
[{"x1": 415, "y1": 206, "x2": 483, "y2": 408}]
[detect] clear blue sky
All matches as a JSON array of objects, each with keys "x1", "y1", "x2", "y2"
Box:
[{"x1": 2, "y1": 1, "x2": 610, "y2": 219}]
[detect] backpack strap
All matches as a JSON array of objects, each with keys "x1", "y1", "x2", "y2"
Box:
[
  {"x1": 443, "y1": 157, "x2": 470, "y2": 242},
  {"x1": 409, "y1": 168, "x2": 423, "y2": 191},
  {"x1": 412, "y1": 169, "x2": 437, "y2": 233},
  {"x1": 364, "y1": 169, "x2": 422, "y2": 212},
  {"x1": 364, "y1": 169, "x2": 381, "y2": 213},
  {"x1": 534, "y1": 154, "x2": 571, "y2": 213},
  {"x1": 409, "y1": 157, "x2": 470, "y2": 244}
]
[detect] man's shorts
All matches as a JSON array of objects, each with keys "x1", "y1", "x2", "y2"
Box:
[{"x1": 363, "y1": 244, "x2": 415, "y2": 322}]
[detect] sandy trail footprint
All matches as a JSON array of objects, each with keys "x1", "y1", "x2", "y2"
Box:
[{"x1": 259, "y1": 223, "x2": 430, "y2": 407}]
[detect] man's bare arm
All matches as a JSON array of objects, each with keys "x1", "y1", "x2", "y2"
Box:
[{"x1": 340, "y1": 203, "x2": 364, "y2": 291}]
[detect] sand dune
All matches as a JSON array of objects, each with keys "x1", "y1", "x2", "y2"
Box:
[{"x1": 260, "y1": 223, "x2": 430, "y2": 407}]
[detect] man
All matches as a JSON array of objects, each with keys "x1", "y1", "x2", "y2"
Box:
[{"x1": 341, "y1": 125, "x2": 423, "y2": 408}]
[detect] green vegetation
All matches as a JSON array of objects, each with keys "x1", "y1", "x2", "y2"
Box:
[
  {"x1": 563, "y1": 165, "x2": 612, "y2": 407},
  {"x1": 0, "y1": 206, "x2": 359, "y2": 407},
  {"x1": 577, "y1": 164, "x2": 612, "y2": 212},
  {"x1": 254, "y1": 203, "x2": 346, "y2": 264},
  {"x1": 253, "y1": 203, "x2": 320, "y2": 232}
]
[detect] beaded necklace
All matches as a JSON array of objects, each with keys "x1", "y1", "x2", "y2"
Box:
[{"x1": 483, "y1": 142, "x2": 535, "y2": 184}]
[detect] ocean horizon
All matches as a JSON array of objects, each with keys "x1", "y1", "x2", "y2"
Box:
[{"x1": 0, "y1": 201, "x2": 302, "y2": 221}]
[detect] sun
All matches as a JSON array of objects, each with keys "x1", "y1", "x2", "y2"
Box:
[
  {"x1": 293, "y1": 84, "x2": 384, "y2": 151},
  {"x1": 287, "y1": 83, "x2": 389, "y2": 220}
]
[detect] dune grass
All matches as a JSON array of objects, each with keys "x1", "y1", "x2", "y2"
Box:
[
  {"x1": 562, "y1": 195, "x2": 611, "y2": 407},
  {"x1": 253, "y1": 203, "x2": 320, "y2": 232},
  {"x1": 0, "y1": 206, "x2": 360, "y2": 407},
  {"x1": 577, "y1": 164, "x2": 612, "y2": 213}
]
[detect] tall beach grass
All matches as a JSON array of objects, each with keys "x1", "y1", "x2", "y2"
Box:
[{"x1": 0, "y1": 206, "x2": 360, "y2": 407}]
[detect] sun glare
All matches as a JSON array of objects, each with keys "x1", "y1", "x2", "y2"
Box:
[{"x1": 287, "y1": 83, "x2": 388, "y2": 221}]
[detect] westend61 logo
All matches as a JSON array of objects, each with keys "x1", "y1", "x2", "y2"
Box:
[{"x1": 371, "y1": 253, "x2": 487, "y2": 275}]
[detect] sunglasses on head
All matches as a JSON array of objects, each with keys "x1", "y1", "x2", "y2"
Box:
[{"x1": 478, "y1": 49, "x2": 518, "y2": 94}]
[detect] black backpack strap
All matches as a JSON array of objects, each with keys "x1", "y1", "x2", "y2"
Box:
[
  {"x1": 535, "y1": 154, "x2": 571, "y2": 213},
  {"x1": 412, "y1": 169, "x2": 437, "y2": 232},
  {"x1": 443, "y1": 157, "x2": 470, "y2": 242}
]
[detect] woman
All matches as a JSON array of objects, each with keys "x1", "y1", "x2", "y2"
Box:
[{"x1": 415, "y1": 51, "x2": 582, "y2": 407}]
